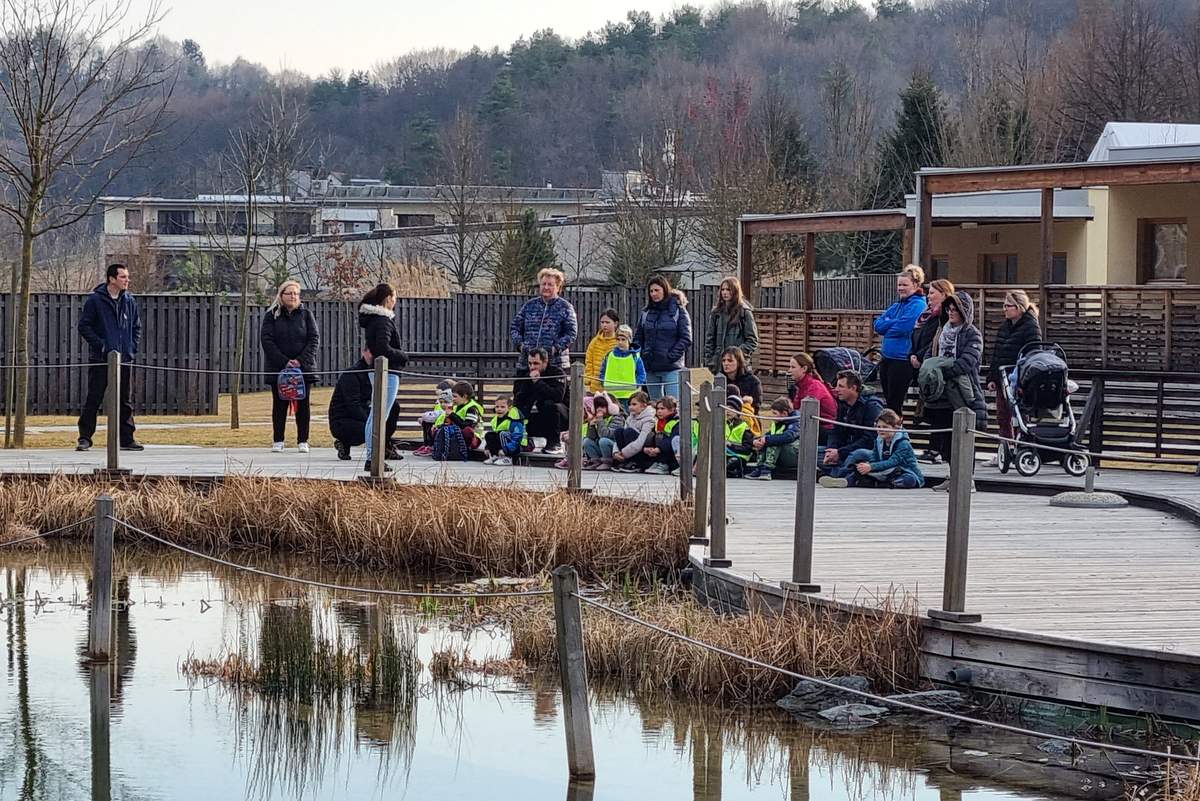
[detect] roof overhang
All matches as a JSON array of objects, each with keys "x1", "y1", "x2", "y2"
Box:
[
  {"x1": 917, "y1": 157, "x2": 1200, "y2": 194},
  {"x1": 738, "y1": 209, "x2": 908, "y2": 235}
]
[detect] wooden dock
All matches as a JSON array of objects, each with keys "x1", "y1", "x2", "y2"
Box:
[{"x1": 3, "y1": 446, "x2": 1200, "y2": 721}]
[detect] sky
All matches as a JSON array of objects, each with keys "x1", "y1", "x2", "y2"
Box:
[{"x1": 135, "y1": 0, "x2": 716, "y2": 77}]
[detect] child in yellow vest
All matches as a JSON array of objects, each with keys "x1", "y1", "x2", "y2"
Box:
[{"x1": 600, "y1": 325, "x2": 646, "y2": 409}]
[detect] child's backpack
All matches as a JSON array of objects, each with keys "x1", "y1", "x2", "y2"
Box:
[
  {"x1": 276, "y1": 364, "x2": 307, "y2": 402},
  {"x1": 432, "y1": 423, "x2": 468, "y2": 462}
]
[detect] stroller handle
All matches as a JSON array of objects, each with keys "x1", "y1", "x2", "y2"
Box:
[{"x1": 1016, "y1": 341, "x2": 1068, "y2": 361}]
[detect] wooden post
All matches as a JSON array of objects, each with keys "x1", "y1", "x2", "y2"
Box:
[
  {"x1": 568, "y1": 362, "x2": 584, "y2": 493},
  {"x1": 705, "y1": 376, "x2": 731, "y2": 568},
  {"x1": 88, "y1": 494, "x2": 115, "y2": 660},
  {"x1": 781, "y1": 397, "x2": 820, "y2": 593},
  {"x1": 551, "y1": 566, "x2": 595, "y2": 780},
  {"x1": 690, "y1": 380, "x2": 712, "y2": 544},
  {"x1": 1039, "y1": 187, "x2": 1054, "y2": 338},
  {"x1": 929, "y1": 409, "x2": 981, "y2": 623},
  {"x1": 917, "y1": 177, "x2": 933, "y2": 273},
  {"x1": 803, "y1": 231, "x2": 816, "y2": 312},
  {"x1": 105, "y1": 351, "x2": 120, "y2": 472},
  {"x1": 371, "y1": 356, "x2": 388, "y2": 479},
  {"x1": 679, "y1": 378, "x2": 694, "y2": 501},
  {"x1": 738, "y1": 220, "x2": 755, "y2": 306},
  {"x1": 89, "y1": 663, "x2": 112, "y2": 801}
]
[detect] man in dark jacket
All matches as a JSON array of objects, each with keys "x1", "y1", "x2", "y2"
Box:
[
  {"x1": 327, "y1": 359, "x2": 401, "y2": 460},
  {"x1": 513, "y1": 347, "x2": 568, "y2": 455},
  {"x1": 818, "y1": 370, "x2": 884, "y2": 478},
  {"x1": 77, "y1": 263, "x2": 142, "y2": 451}
]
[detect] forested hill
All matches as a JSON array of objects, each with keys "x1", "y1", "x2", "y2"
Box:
[{"x1": 128, "y1": 0, "x2": 1199, "y2": 208}]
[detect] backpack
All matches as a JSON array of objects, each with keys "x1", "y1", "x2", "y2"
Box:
[
  {"x1": 432, "y1": 423, "x2": 468, "y2": 462},
  {"x1": 276, "y1": 364, "x2": 307, "y2": 402}
]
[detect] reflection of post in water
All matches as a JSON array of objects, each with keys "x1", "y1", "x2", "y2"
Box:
[
  {"x1": 565, "y1": 779, "x2": 595, "y2": 801},
  {"x1": 15, "y1": 569, "x2": 40, "y2": 800},
  {"x1": 112, "y1": 576, "x2": 137, "y2": 706},
  {"x1": 788, "y1": 738, "x2": 811, "y2": 801},
  {"x1": 691, "y1": 719, "x2": 723, "y2": 801},
  {"x1": 90, "y1": 663, "x2": 112, "y2": 801}
]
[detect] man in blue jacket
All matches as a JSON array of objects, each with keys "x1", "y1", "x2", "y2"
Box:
[{"x1": 77, "y1": 263, "x2": 142, "y2": 452}]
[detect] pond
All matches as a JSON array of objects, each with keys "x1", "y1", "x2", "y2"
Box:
[{"x1": 0, "y1": 546, "x2": 1109, "y2": 801}]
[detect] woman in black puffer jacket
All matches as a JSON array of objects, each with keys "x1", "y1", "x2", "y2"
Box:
[
  {"x1": 358, "y1": 283, "x2": 409, "y2": 472},
  {"x1": 261, "y1": 280, "x2": 319, "y2": 452},
  {"x1": 988, "y1": 289, "x2": 1041, "y2": 443}
]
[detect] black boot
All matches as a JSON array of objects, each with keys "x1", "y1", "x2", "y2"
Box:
[{"x1": 334, "y1": 440, "x2": 350, "y2": 461}]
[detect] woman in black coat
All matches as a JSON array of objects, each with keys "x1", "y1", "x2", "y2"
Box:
[
  {"x1": 989, "y1": 289, "x2": 1041, "y2": 444},
  {"x1": 358, "y1": 283, "x2": 409, "y2": 471},
  {"x1": 718, "y1": 346, "x2": 762, "y2": 412},
  {"x1": 261, "y1": 280, "x2": 319, "y2": 452}
]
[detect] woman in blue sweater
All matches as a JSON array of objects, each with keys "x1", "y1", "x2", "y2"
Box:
[{"x1": 873, "y1": 265, "x2": 927, "y2": 414}]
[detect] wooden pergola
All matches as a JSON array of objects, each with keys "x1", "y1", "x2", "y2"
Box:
[{"x1": 736, "y1": 209, "x2": 909, "y2": 309}]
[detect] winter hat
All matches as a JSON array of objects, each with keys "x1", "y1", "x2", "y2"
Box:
[
  {"x1": 437, "y1": 388, "x2": 454, "y2": 404},
  {"x1": 616, "y1": 324, "x2": 633, "y2": 340}
]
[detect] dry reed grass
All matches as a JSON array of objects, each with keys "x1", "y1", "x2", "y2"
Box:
[
  {"x1": 0, "y1": 475, "x2": 689, "y2": 578},
  {"x1": 1129, "y1": 764, "x2": 1200, "y2": 801},
  {"x1": 509, "y1": 591, "x2": 921, "y2": 704}
]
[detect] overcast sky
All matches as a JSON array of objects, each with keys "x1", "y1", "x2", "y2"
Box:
[{"x1": 139, "y1": 0, "x2": 722, "y2": 77}]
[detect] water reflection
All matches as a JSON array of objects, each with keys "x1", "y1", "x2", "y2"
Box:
[{"x1": 0, "y1": 547, "x2": 1116, "y2": 801}]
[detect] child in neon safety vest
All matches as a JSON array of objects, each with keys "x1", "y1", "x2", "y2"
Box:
[
  {"x1": 483, "y1": 396, "x2": 527, "y2": 465},
  {"x1": 747, "y1": 397, "x2": 802, "y2": 480},
  {"x1": 724, "y1": 403, "x2": 754, "y2": 477},
  {"x1": 599, "y1": 325, "x2": 646, "y2": 405}
]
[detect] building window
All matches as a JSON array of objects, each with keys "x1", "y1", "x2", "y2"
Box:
[
  {"x1": 1052, "y1": 253, "x2": 1068, "y2": 284},
  {"x1": 983, "y1": 254, "x2": 1018, "y2": 283},
  {"x1": 273, "y1": 211, "x2": 312, "y2": 237},
  {"x1": 217, "y1": 210, "x2": 249, "y2": 236},
  {"x1": 157, "y1": 209, "x2": 195, "y2": 235},
  {"x1": 395, "y1": 214, "x2": 435, "y2": 228},
  {"x1": 124, "y1": 209, "x2": 143, "y2": 231},
  {"x1": 1138, "y1": 219, "x2": 1187, "y2": 283},
  {"x1": 931, "y1": 255, "x2": 950, "y2": 280}
]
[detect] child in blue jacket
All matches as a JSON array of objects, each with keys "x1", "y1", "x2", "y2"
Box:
[
  {"x1": 820, "y1": 409, "x2": 924, "y2": 489},
  {"x1": 747, "y1": 397, "x2": 801, "y2": 481}
]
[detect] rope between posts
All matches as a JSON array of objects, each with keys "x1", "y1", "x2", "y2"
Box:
[
  {"x1": 0, "y1": 518, "x2": 94, "y2": 548},
  {"x1": 572, "y1": 594, "x2": 1200, "y2": 766},
  {"x1": 974, "y1": 430, "x2": 1198, "y2": 467},
  {"x1": 107, "y1": 516, "x2": 554, "y2": 599}
]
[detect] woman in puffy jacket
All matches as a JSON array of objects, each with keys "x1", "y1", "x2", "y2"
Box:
[
  {"x1": 632, "y1": 274, "x2": 692, "y2": 400},
  {"x1": 358, "y1": 283, "x2": 409, "y2": 472},
  {"x1": 261, "y1": 281, "x2": 319, "y2": 453},
  {"x1": 920, "y1": 290, "x2": 987, "y2": 470},
  {"x1": 988, "y1": 289, "x2": 1041, "y2": 447},
  {"x1": 873, "y1": 265, "x2": 927, "y2": 414}
]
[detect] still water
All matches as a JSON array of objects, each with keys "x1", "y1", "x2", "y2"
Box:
[{"x1": 0, "y1": 547, "x2": 1094, "y2": 801}]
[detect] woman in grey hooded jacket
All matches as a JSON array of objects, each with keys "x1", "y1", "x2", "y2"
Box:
[{"x1": 915, "y1": 290, "x2": 987, "y2": 466}]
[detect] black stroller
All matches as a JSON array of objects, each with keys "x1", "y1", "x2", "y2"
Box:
[
  {"x1": 813, "y1": 346, "x2": 882, "y2": 394},
  {"x1": 997, "y1": 342, "x2": 1089, "y2": 477}
]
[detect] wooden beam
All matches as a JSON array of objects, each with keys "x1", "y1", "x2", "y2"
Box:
[
  {"x1": 918, "y1": 183, "x2": 933, "y2": 272},
  {"x1": 738, "y1": 222, "x2": 754, "y2": 304},
  {"x1": 901, "y1": 225, "x2": 914, "y2": 266},
  {"x1": 741, "y1": 211, "x2": 907, "y2": 236},
  {"x1": 1039, "y1": 188, "x2": 1053, "y2": 337},
  {"x1": 803, "y1": 231, "x2": 816, "y2": 312},
  {"x1": 923, "y1": 159, "x2": 1200, "y2": 194}
]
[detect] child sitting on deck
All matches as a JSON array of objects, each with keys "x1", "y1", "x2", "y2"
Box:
[
  {"x1": 609, "y1": 391, "x2": 657, "y2": 473},
  {"x1": 582, "y1": 393, "x2": 625, "y2": 471},
  {"x1": 724, "y1": 401, "x2": 755, "y2": 478},
  {"x1": 642, "y1": 396, "x2": 680, "y2": 475},
  {"x1": 426, "y1": 381, "x2": 485, "y2": 461},
  {"x1": 819, "y1": 409, "x2": 924, "y2": 489},
  {"x1": 483, "y1": 396, "x2": 527, "y2": 466},
  {"x1": 415, "y1": 382, "x2": 454, "y2": 456},
  {"x1": 747, "y1": 397, "x2": 801, "y2": 481}
]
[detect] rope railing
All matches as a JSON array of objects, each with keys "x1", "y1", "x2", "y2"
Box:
[
  {"x1": 573, "y1": 593, "x2": 1200, "y2": 766},
  {"x1": 0, "y1": 518, "x2": 94, "y2": 549}
]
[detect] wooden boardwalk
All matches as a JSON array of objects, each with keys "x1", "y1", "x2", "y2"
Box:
[{"x1": 3, "y1": 447, "x2": 1200, "y2": 659}]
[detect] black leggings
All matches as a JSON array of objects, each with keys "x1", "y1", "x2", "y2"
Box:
[
  {"x1": 878, "y1": 357, "x2": 915, "y2": 415},
  {"x1": 272, "y1": 395, "x2": 310, "y2": 443}
]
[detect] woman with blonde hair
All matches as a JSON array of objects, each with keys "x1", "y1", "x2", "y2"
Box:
[
  {"x1": 909, "y1": 278, "x2": 955, "y2": 463},
  {"x1": 704, "y1": 276, "x2": 758, "y2": 372},
  {"x1": 261, "y1": 280, "x2": 320, "y2": 453},
  {"x1": 873, "y1": 264, "x2": 927, "y2": 414},
  {"x1": 988, "y1": 289, "x2": 1041, "y2": 454}
]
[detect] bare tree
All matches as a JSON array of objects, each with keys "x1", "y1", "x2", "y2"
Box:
[
  {"x1": 0, "y1": 0, "x2": 174, "y2": 447},
  {"x1": 31, "y1": 222, "x2": 100, "y2": 292},
  {"x1": 259, "y1": 89, "x2": 314, "y2": 289},
  {"x1": 423, "y1": 109, "x2": 493, "y2": 291}
]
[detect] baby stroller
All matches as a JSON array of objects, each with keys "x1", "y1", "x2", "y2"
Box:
[
  {"x1": 997, "y1": 342, "x2": 1089, "y2": 477},
  {"x1": 813, "y1": 346, "x2": 882, "y2": 395}
]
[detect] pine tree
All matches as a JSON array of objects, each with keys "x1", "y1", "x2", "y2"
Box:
[{"x1": 491, "y1": 209, "x2": 556, "y2": 293}]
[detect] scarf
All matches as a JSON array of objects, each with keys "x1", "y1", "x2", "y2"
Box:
[
  {"x1": 917, "y1": 298, "x2": 941, "y2": 329},
  {"x1": 938, "y1": 322, "x2": 961, "y2": 357}
]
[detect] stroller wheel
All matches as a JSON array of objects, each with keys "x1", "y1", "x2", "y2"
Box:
[
  {"x1": 998, "y1": 441, "x2": 1013, "y2": 474},
  {"x1": 1015, "y1": 448, "x2": 1042, "y2": 477},
  {"x1": 1063, "y1": 451, "x2": 1090, "y2": 477}
]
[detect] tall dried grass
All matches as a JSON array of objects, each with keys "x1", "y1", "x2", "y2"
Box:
[
  {"x1": 0, "y1": 475, "x2": 689, "y2": 579},
  {"x1": 1130, "y1": 764, "x2": 1200, "y2": 801},
  {"x1": 510, "y1": 591, "x2": 921, "y2": 704}
]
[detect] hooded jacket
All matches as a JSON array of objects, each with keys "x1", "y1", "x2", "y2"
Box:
[
  {"x1": 989, "y1": 310, "x2": 1041, "y2": 384},
  {"x1": 261, "y1": 304, "x2": 320, "y2": 384},
  {"x1": 633, "y1": 290, "x2": 692, "y2": 373},
  {"x1": 511, "y1": 295, "x2": 578, "y2": 369},
  {"x1": 328, "y1": 359, "x2": 373, "y2": 431},
  {"x1": 358, "y1": 304, "x2": 408, "y2": 374},
  {"x1": 923, "y1": 290, "x2": 987, "y2": 428},
  {"x1": 616, "y1": 404, "x2": 657, "y2": 459},
  {"x1": 762, "y1": 412, "x2": 802, "y2": 448},
  {"x1": 704, "y1": 301, "x2": 758, "y2": 368},
  {"x1": 862, "y1": 429, "x2": 924, "y2": 488},
  {"x1": 584, "y1": 331, "x2": 617, "y2": 392},
  {"x1": 874, "y1": 292, "x2": 927, "y2": 360},
  {"x1": 79, "y1": 283, "x2": 141, "y2": 361},
  {"x1": 918, "y1": 356, "x2": 975, "y2": 411}
]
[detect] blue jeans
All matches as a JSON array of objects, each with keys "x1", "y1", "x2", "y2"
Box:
[
  {"x1": 816, "y1": 446, "x2": 858, "y2": 478},
  {"x1": 583, "y1": 438, "x2": 614, "y2": 461},
  {"x1": 365, "y1": 372, "x2": 400, "y2": 461},
  {"x1": 644, "y1": 369, "x2": 681, "y2": 401}
]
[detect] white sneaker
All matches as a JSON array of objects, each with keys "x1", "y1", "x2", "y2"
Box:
[
  {"x1": 818, "y1": 476, "x2": 848, "y2": 489},
  {"x1": 645, "y1": 463, "x2": 671, "y2": 475},
  {"x1": 483, "y1": 455, "x2": 496, "y2": 465},
  {"x1": 271, "y1": 442, "x2": 285, "y2": 453},
  {"x1": 985, "y1": 454, "x2": 998, "y2": 467},
  {"x1": 494, "y1": 456, "x2": 513, "y2": 466},
  {"x1": 298, "y1": 442, "x2": 310, "y2": 454}
]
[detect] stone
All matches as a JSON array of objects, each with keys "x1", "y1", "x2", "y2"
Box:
[
  {"x1": 885, "y1": 689, "x2": 971, "y2": 713},
  {"x1": 776, "y1": 676, "x2": 873, "y2": 715},
  {"x1": 816, "y1": 703, "x2": 890, "y2": 727},
  {"x1": 1048, "y1": 490, "x2": 1128, "y2": 509},
  {"x1": 1036, "y1": 739, "x2": 1075, "y2": 756}
]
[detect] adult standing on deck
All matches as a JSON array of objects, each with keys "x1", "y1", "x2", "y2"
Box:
[
  {"x1": 510, "y1": 267, "x2": 578, "y2": 372},
  {"x1": 703, "y1": 277, "x2": 758, "y2": 372},
  {"x1": 359, "y1": 283, "x2": 408, "y2": 473},
  {"x1": 77, "y1": 263, "x2": 142, "y2": 452},
  {"x1": 633, "y1": 274, "x2": 691, "y2": 400},
  {"x1": 874, "y1": 265, "x2": 927, "y2": 414},
  {"x1": 261, "y1": 280, "x2": 319, "y2": 453},
  {"x1": 987, "y1": 289, "x2": 1041, "y2": 462}
]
